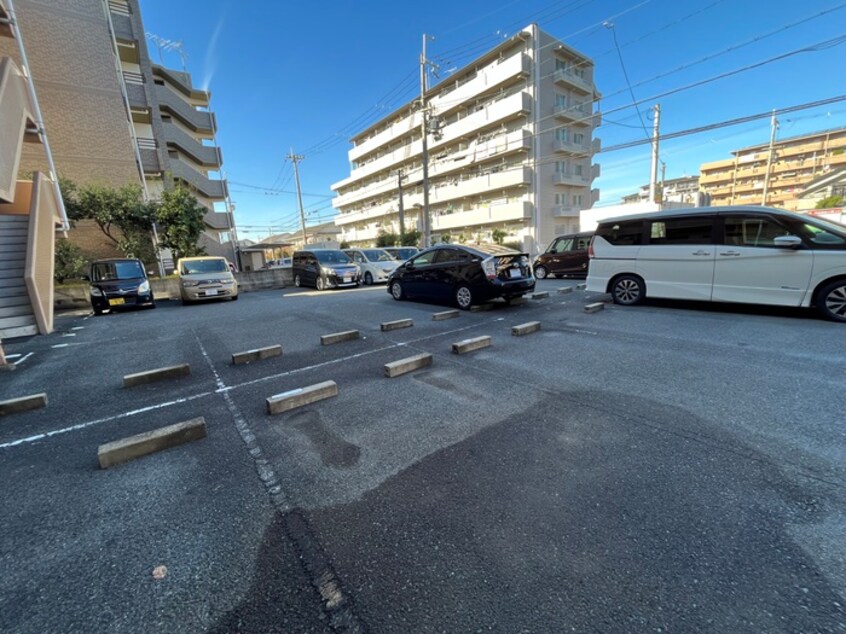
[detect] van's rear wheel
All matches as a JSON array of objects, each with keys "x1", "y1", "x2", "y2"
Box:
[
  {"x1": 816, "y1": 279, "x2": 846, "y2": 322},
  {"x1": 611, "y1": 275, "x2": 645, "y2": 306}
]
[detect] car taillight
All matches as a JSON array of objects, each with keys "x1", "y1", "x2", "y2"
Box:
[
  {"x1": 588, "y1": 244, "x2": 595, "y2": 258},
  {"x1": 482, "y1": 256, "x2": 497, "y2": 279}
]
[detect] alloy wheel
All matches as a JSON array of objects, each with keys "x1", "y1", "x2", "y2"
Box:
[{"x1": 456, "y1": 285, "x2": 472, "y2": 309}]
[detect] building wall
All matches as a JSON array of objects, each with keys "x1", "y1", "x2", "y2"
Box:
[{"x1": 331, "y1": 25, "x2": 599, "y2": 255}]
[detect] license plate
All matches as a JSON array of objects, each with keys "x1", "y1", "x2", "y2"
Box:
[
  {"x1": 108, "y1": 298, "x2": 125, "y2": 306},
  {"x1": 343, "y1": 277, "x2": 351, "y2": 283},
  {"x1": 204, "y1": 289, "x2": 218, "y2": 296},
  {"x1": 509, "y1": 268, "x2": 522, "y2": 279}
]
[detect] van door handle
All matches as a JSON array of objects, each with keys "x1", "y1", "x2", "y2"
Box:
[
  {"x1": 692, "y1": 250, "x2": 711, "y2": 256},
  {"x1": 719, "y1": 251, "x2": 741, "y2": 256}
]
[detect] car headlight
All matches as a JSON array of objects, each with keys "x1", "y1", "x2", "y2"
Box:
[
  {"x1": 182, "y1": 280, "x2": 200, "y2": 287},
  {"x1": 138, "y1": 280, "x2": 150, "y2": 293},
  {"x1": 321, "y1": 266, "x2": 334, "y2": 275},
  {"x1": 90, "y1": 287, "x2": 103, "y2": 297}
]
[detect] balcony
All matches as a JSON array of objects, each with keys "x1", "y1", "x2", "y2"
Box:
[
  {"x1": 350, "y1": 111, "x2": 423, "y2": 163},
  {"x1": 430, "y1": 200, "x2": 531, "y2": 231},
  {"x1": 340, "y1": 225, "x2": 384, "y2": 243},
  {"x1": 553, "y1": 104, "x2": 593, "y2": 126},
  {"x1": 136, "y1": 138, "x2": 160, "y2": 174},
  {"x1": 430, "y1": 54, "x2": 531, "y2": 116},
  {"x1": 163, "y1": 122, "x2": 222, "y2": 167},
  {"x1": 123, "y1": 80, "x2": 147, "y2": 108},
  {"x1": 156, "y1": 85, "x2": 216, "y2": 134},
  {"x1": 110, "y1": 12, "x2": 133, "y2": 40},
  {"x1": 552, "y1": 69, "x2": 593, "y2": 95},
  {"x1": 432, "y1": 91, "x2": 532, "y2": 151},
  {"x1": 429, "y1": 166, "x2": 532, "y2": 205},
  {"x1": 203, "y1": 210, "x2": 231, "y2": 230},
  {"x1": 553, "y1": 172, "x2": 591, "y2": 187},
  {"x1": 0, "y1": 57, "x2": 36, "y2": 203},
  {"x1": 552, "y1": 205, "x2": 580, "y2": 217},
  {"x1": 553, "y1": 139, "x2": 589, "y2": 155},
  {"x1": 169, "y1": 161, "x2": 227, "y2": 200}
]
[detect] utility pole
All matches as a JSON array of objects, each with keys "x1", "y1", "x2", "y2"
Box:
[
  {"x1": 395, "y1": 169, "x2": 407, "y2": 244},
  {"x1": 287, "y1": 150, "x2": 308, "y2": 247},
  {"x1": 761, "y1": 111, "x2": 779, "y2": 206},
  {"x1": 420, "y1": 33, "x2": 434, "y2": 249},
  {"x1": 649, "y1": 104, "x2": 661, "y2": 205}
]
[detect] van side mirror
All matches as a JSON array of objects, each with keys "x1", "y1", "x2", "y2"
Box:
[{"x1": 774, "y1": 235, "x2": 802, "y2": 249}]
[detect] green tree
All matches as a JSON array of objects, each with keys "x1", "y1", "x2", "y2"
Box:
[
  {"x1": 492, "y1": 229, "x2": 507, "y2": 245},
  {"x1": 376, "y1": 231, "x2": 398, "y2": 247},
  {"x1": 439, "y1": 233, "x2": 451, "y2": 244},
  {"x1": 61, "y1": 181, "x2": 155, "y2": 260},
  {"x1": 816, "y1": 195, "x2": 845, "y2": 209},
  {"x1": 400, "y1": 230, "x2": 420, "y2": 246},
  {"x1": 154, "y1": 185, "x2": 207, "y2": 261},
  {"x1": 54, "y1": 239, "x2": 87, "y2": 283}
]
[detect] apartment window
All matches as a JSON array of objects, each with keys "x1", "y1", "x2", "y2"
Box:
[
  {"x1": 574, "y1": 163, "x2": 584, "y2": 176},
  {"x1": 573, "y1": 132, "x2": 585, "y2": 145},
  {"x1": 573, "y1": 194, "x2": 584, "y2": 206},
  {"x1": 554, "y1": 193, "x2": 568, "y2": 205},
  {"x1": 555, "y1": 94, "x2": 568, "y2": 109},
  {"x1": 555, "y1": 128, "x2": 569, "y2": 142},
  {"x1": 555, "y1": 160, "x2": 569, "y2": 173}
]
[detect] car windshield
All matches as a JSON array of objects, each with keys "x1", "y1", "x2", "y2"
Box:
[
  {"x1": 181, "y1": 259, "x2": 228, "y2": 274},
  {"x1": 361, "y1": 249, "x2": 394, "y2": 262},
  {"x1": 91, "y1": 261, "x2": 144, "y2": 282},
  {"x1": 315, "y1": 250, "x2": 352, "y2": 264}
]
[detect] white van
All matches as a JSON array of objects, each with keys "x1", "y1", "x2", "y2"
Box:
[{"x1": 586, "y1": 206, "x2": 846, "y2": 322}]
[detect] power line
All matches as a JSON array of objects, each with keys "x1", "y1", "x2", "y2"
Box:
[{"x1": 604, "y1": 20, "x2": 650, "y2": 141}]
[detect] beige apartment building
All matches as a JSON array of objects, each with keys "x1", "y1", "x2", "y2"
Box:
[
  {"x1": 331, "y1": 25, "x2": 601, "y2": 254},
  {"x1": 699, "y1": 127, "x2": 846, "y2": 211},
  {"x1": 0, "y1": 0, "x2": 234, "y2": 264}
]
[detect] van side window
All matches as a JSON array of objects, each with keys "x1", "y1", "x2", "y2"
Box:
[
  {"x1": 650, "y1": 217, "x2": 714, "y2": 245},
  {"x1": 551, "y1": 238, "x2": 573, "y2": 253},
  {"x1": 597, "y1": 221, "x2": 643, "y2": 245},
  {"x1": 724, "y1": 216, "x2": 790, "y2": 248}
]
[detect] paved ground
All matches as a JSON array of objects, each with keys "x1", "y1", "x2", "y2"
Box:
[{"x1": 1, "y1": 281, "x2": 844, "y2": 632}]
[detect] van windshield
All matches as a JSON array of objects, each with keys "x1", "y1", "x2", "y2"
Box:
[
  {"x1": 315, "y1": 251, "x2": 352, "y2": 264},
  {"x1": 91, "y1": 261, "x2": 144, "y2": 282},
  {"x1": 181, "y1": 259, "x2": 228, "y2": 274}
]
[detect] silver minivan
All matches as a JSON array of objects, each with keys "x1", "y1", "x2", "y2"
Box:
[{"x1": 586, "y1": 206, "x2": 846, "y2": 322}]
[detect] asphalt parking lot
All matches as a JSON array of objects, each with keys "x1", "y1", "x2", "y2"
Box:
[{"x1": 1, "y1": 280, "x2": 844, "y2": 633}]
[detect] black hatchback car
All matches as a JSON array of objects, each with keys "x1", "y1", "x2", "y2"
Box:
[
  {"x1": 85, "y1": 258, "x2": 155, "y2": 315},
  {"x1": 387, "y1": 244, "x2": 535, "y2": 309}
]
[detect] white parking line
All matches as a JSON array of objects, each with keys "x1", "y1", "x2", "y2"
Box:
[{"x1": 15, "y1": 352, "x2": 33, "y2": 365}]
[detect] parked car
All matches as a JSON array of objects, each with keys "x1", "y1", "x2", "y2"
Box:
[
  {"x1": 383, "y1": 246, "x2": 420, "y2": 261},
  {"x1": 387, "y1": 244, "x2": 534, "y2": 309},
  {"x1": 293, "y1": 249, "x2": 360, "y2": 290},
  {"x1": 344, "y1": 248, "x2": 397, "y2": 285},
  {"x1": 533, "y1": 232, "x2": 592, "y2": 279},
  {"x1": 85, "y1": 258, "x2": 155, "y2": 315},
  {"x1": 177, "y1": 256, "x2": 239, "y2": 304},
  {"x1": 586, "y1": 205, "x2": 846, "y2": 321}
]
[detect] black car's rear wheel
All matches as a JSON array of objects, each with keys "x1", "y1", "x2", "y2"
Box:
[
  {"x1": 816, "y1": 279, "x2": 846, "y2": 322},
  {"x1": 316, "y1": 276, "x2": 325, "y2": 291},
  {"x1": 534, "y1": 265, "x2": 548, "y2": 279},
  {"x1": 390, "y1": 280, "x2": 405, "y2": 301},
  {"x1": 455, "y1": 285, "x2": 473, "y2": 310},
  {"x1": 294, "y1": 274, "x2": 302, "y2": 287}
]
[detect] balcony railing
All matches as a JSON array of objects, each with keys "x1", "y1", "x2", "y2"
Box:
[
  {"x1": 430, "y1": 200, "x2": 531, "y2": 231},
  {"x1": 430, "y1": 53, "x2": 531, "y2": 115},
  {"x1": 203, "y1": 210, "x2": 231, "y2": 230},
  {"x1": 553, "y1": 139, "x2": 590, "y2": 155},
  {"x1": 552, "y1": 205, "x2": 580, "y2": 217},
  {"x1": 156, "y1": 85, "x2": 215, "y2": 134},
  {"x1": 553, "y1": 172, "x2": 591, "y2": 187},
  {"x1": 0, "y1": 57, "x2": 36, "y2": 203},
  {"x1": 432, "y1": 91, "x2": 532, "y2": 151},
  {"x1": 552, "y1": 69, "x2": 593, "y2": 95},
  {"x1": 163, "y1": 122, "x2": 222, "y2": 167},
  {"x1": 169, "y1": 161, "x2": 227, "y2": 200},
  {"x1": 110, "y1": 12, "x2": 133, "y2": 40}
]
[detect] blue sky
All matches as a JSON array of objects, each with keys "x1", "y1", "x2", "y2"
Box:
[{"x1": 139, "y1": 0, "x2": 846, "y2": 241}]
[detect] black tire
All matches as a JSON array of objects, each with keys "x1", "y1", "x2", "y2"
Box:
[
  {"x1": 455, "y1": 285, "x2": 473, "y2": 310},
  {"x1": 231, "y1": 294, "x2": 239, "y2": 301},
  {"x1": 535, "y1": 265, "x2": 548, "y2": 280},
  {"x1": 816, "y1": 279, "x2": 846, "y2": 322},
  {"x1": 294, "y1": 274, "x2": 302, "y2": 288},
  {"x1": 610, "y1": 274, "x2": 645, "y2": 306},
  {"x1": 182, "y1": 298, "x2": 193, "y2": 306},
  {"x1": 364, "y1": 272, "x2": 373, "y2": 285},
  {"x1": 390, "y1": 280, "x2": 405, "y2": 301},
  {"x1": 93, "y1": 306, "x2": 105, "y2": 316},
  {"x1": 316, "y1": 276, "x2": 325, "y2": 291}
]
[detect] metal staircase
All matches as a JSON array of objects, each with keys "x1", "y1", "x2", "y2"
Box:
[{"x1": 0, "y1": 214, "x2": 37, "y2": 338}]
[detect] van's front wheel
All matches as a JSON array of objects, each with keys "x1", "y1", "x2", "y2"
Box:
[
  {"x1": 816, "y1": 279, "x2": 846, "y2": 322},
  {"x1": 610, "y1": 275, "x2": 645, "y2": 306}
]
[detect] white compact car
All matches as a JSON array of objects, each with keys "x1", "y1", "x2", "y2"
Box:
[
  {"x1": 586, "y1": 205, "x2": 846, "y2": 322},
  {"x1": 344, "y1": 248, "x2": 398, "y2": 285}
]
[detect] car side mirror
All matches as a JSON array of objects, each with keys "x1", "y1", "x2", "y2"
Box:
[
  {"x1": 405, "y1": 264, "x2": 415, "y2": 271},
  {"x1": 81, "y1": 274, "x2": 90, "y2": 281},
  {"x1": 774, "y1": 235, "x2": 803, "y2": 249}
]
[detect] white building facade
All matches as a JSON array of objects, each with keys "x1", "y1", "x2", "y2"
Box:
[{"x1": 331, "y1": 25, "x2": 601, "y2": 254}]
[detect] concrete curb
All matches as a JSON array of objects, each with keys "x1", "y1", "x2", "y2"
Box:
[
  {"x1": 123, "y1": 364, "x2": 191, "y2": 388},
  {"x1": 232, "y1": 345, "x2": 283, "y2": 365},
  {"x1": 0, "y1": 393, "x2": 47, "y2": 416},
  {"x1": 432, "y1": 310, "x2": 460, "y2": 321},
  {"x1": 584, "y1": 302, "x2": 605, "y2": 313},
  {"x1": 380, "y1": 318, "x2": 413, "y2": 332},
  {"x1": 531, "y1": 291, "x2": 549, "y2": 300},
  {"x1": 512, "y1": 321, "x2": 541, "y2": 336},
  {"x1": 267, "y1": 380, "x2": 338, "y2": 415},
  {"x1": 97, "y1": 417, "x2": 207, "y2": 469},
  {"x1": 384, "y1": 353, "x2": 433, "y2": 378},
  {"x1": 576, "y1": 283, "x2": 587, "y2": 290},
  {"x1": 320, "y1": 330, "x2": 360, "y2": 346},
  {"x1": 509, "y1": 297, "x2": 527, "y2": 306},
  {"x1": 557, "y1": 287, "x2": 574, "y2": 295},
  {"x1": 452, "y1": 335, "x2": 492, "y2": 354}
]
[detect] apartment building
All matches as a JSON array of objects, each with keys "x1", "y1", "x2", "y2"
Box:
[
  {"x1": 0, "y1": 0, "x2": 66, "y2": 337},
  {"x1": 331, "y1": 25, "x2": 601, "y2": 254},
  {"x1": 0, "y1": 0, "x2": 234, "y2": 262},
  {"x1": 699, "y1": 127, "x2": 846, "y2": 211},
  {"x1": 621, "y1": 175, "x2": 707, "y2": 206}
]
